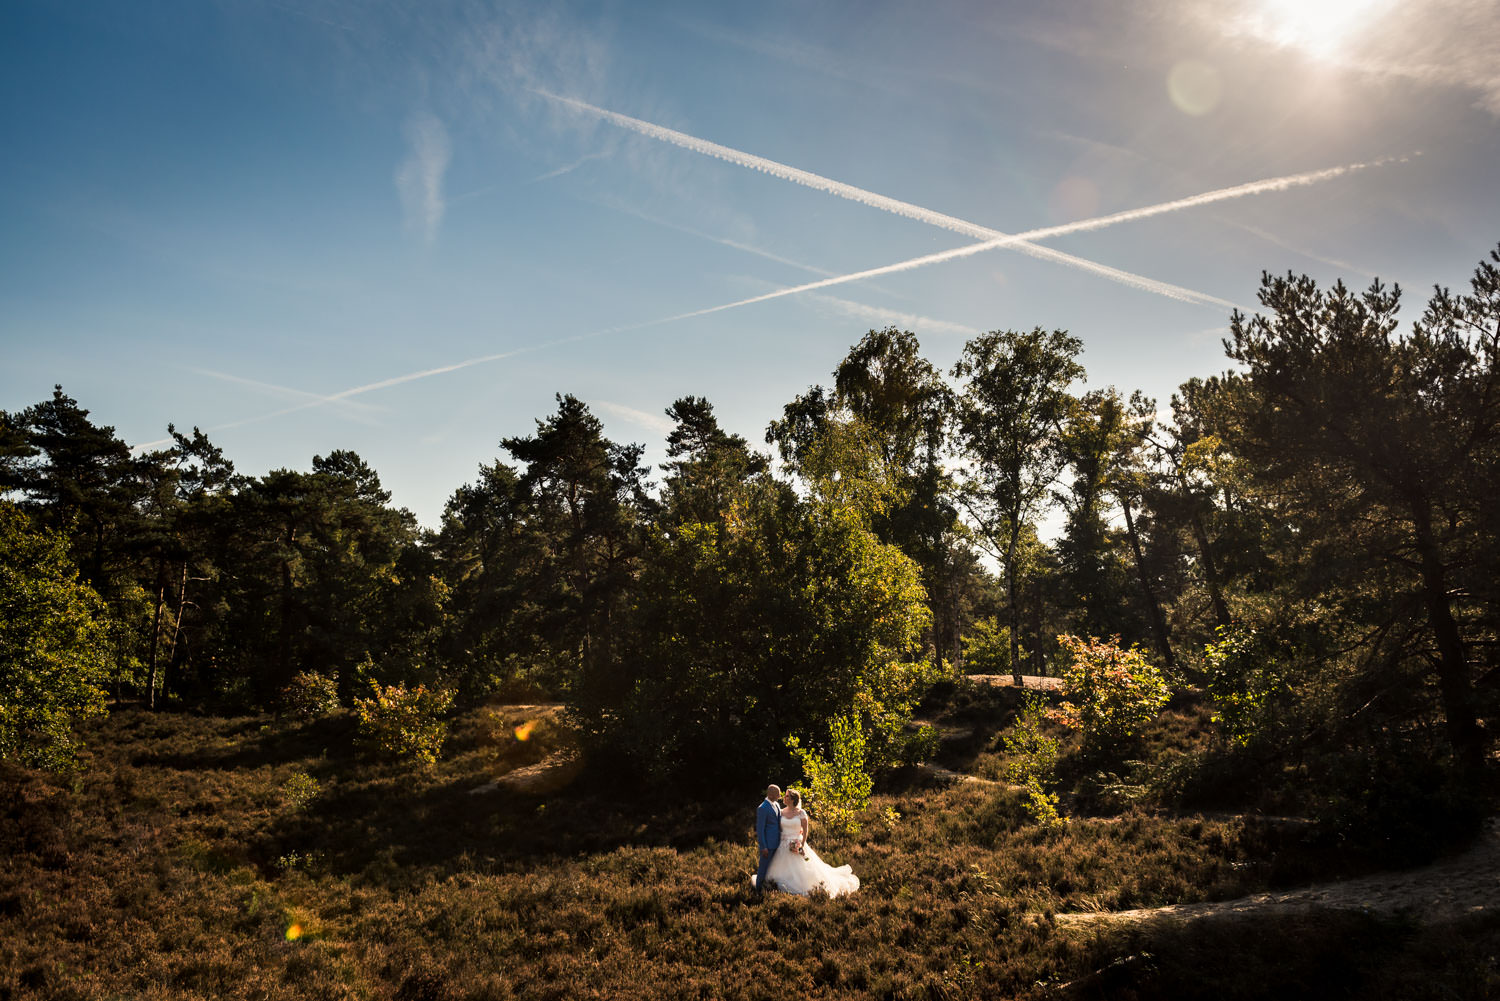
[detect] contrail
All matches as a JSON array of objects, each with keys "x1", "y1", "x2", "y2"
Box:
[
  {"x1": 538, "y1": 91, "x2": 1402, "y2": 306},
  {"x1": 192, "y1": 369, "x2": 383, "y2": 418},
  {"x1": 132, "y1": 138, "x2": 1404, "y2": 449}
]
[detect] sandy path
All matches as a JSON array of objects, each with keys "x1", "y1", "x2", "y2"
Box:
[
  {"x1": 967, "y1": 674, "x2": 1065, "y2": 691},
  {"x1": 1059, "y1": 818, "x2": 1500, "y2": 925}
]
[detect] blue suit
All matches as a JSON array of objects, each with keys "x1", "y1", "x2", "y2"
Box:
[{"x1": 755, "y1": 797, "x2": 781, "y2": 892}]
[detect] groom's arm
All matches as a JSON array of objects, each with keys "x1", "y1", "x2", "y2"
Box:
[{"x1": 756, "y1": 806, "x2": 774, "y2": 852}]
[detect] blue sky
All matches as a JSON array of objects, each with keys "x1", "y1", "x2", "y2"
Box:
[{"x1": 4, "y1": 0, "x2": 1498, "y2": 527}]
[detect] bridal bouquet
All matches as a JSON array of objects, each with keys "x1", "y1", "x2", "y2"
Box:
[{"x1": 789, "y1": 838, "x2": 807, "y2": 860}]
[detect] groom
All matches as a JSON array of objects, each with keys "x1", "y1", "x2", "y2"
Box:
[{"x1": 754, "y1": 784, "x2": 782, "y2": 894}]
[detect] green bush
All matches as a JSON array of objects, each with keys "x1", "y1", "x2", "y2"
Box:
[
  {"x1": 282, "y1": 769, "x2": 321, "y2": 811},
  {"x1": 1000, "y1": 692, "x2": 1063, "y2": 829},
  {"x1": 280, "y1": 671, "x2": 340, "y2": 721},
  {"x1": 960, "y1": 616, "x2": 1011, "y2": 675},
  {"x1": 1202, "y1": 624, "x2": 1290, "y2": 746},
  {"x1": 1049, "y1": 633, "x2": 1170, "y2": 751},
  {"x1": 353, "y1": 682, "x2": 454, "y2": 765},
  {"x1": 0, "y1": 504, "x2": 112, "y2": 771},
  {"x1": 787, "y1": 712, "x2": 873, "y2": 836}
]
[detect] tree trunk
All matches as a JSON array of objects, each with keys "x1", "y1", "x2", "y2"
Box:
[
  {"x1": 1029, "y1": 576, "x2": 1044, "y2": 676},
  {"x1": 278, "y1": 525, "x2": 296, "y2": 695},
  {"x1": 146, "y1": 557, "x2": 167, "y2": 710},
  {"x1": 1121, "y1": 495, "x2": 1175, "y2": 668},
  {"x1": 1409, "y1": 499, "x2": 1485, "y2": 777},
  {"x1": 166, "y1": 560, "x2": 189, "y2": 664},
  {"x1": 1170, "y1": 457, "x2": 1231, "y2": 629},
  {"x1": 929, "y1": 576, "x2": 946, "y2": 675},
  {"x1": 1007, "y1": 526, "x2": 1022, "y2": 687},
  {"x1": 1188, "y1": 506, "x2": 1231, "y2": 629}
]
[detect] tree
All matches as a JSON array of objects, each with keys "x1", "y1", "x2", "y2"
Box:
[
  {"x1": 430, "y1": 460, "x2": 537, "y2": 698},
  {"x1": 210, "y1": 452, "x2": 422, "y2": 705},
  {"x1": 834, "y1": 329, "x2": 965, "y2": 671},
  {"x1": 1148, "y1": 382, "x2": 1236, "y2": 636},
  {"x1": 770, "y1": 330, "x2": 972, "y2": 671},
  {"x1": 134, "y1": 424, "x2": 235, "y2": 708},
  {"x1": 1214, "y1": 249, "x2": 1500, "y2": 777},
  {"x1": 7, "y1": 387, "x2": 156, "y2": 700},
  {"x1": 1057, "y1": 388, "x2": 1175, "y2": 664},
  {"x1": 951, "y1": 328, "x2": 1084, "y2": 683},
  {"x1": 588, "y1": 397, "x2": 935, "y2": 785},
  {"x1": 7, "y1": 387, "x2": 142, "y2": 590},
  {"x1": 501, "y1": 394, "x2": 651, "y2": 700},
  {"x1": 0, "y1": 503, "x2": 112, "y2": 769},
  {"x1": 660, "y1": 395, "x2": 767, "y2": 527}
]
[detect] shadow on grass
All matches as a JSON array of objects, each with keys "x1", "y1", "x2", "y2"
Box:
[
  {"x1": 258, "y1": 757, "x2": 755, "y2": 880},
  {"x1": 1058, "y1": 909, "x2": 1500, "y2": 1000},
  {"x1": 129, "y1": 713, "x2": 360, "y2": 773},
  {"x1": 913, "y1": 680, "x2": 1028, "y2": 773}
]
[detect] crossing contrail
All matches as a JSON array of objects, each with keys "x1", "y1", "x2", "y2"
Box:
[
  {"x1": 537, "y1": 90, "x2": 1405, "y2": 307},
  {"x1": 135, "y1": 115, "x2": 1407, "y2": 449}
]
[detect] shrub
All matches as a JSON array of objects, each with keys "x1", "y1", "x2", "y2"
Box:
[
  {"x1": 353, "y1": 682, "x2": 454, "y2": 765},
  {"x1": 282, "y1": 769, "x2": 321, "y2": 811},
  {"x1": 280, "y1": 671, "x2": 341, "y2": 721},
  {"x1": 960, "y1": 616, "x2": 1011, "y2": 675},
  {"x1": 1001, "y1": 692, "x2": 1063, "y2": 829},
  {"x1": 1202, "y1": 624, "x2": 1290, "y2": 746},
  {"x1": 0, "y1": 504, "x2": 112, "y2": 770},
  {"x1": 787, "y1": 713, "x2": 873, "y2": 836},
  {"x1": 1049, "y1": 634, "x2": 1170, "y2": 750}
]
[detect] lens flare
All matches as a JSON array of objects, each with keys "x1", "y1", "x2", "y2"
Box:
[
  {"x1": 285, "y1": 923, "x2": 303, "y2": 942},
  {"x1": 514, "y1": 720, "x2": 538, "y2": 742},
  {"x1": 1049, "y1": 176, "x2": 1100, "y2": 223},
  {"x1": 1168, "y1": 61, "x2": 1223, "y2": 116}
]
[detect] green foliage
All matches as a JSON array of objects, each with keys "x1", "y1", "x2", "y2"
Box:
[
  {"x1": 0, "y1": 503, "x2": 112, "y2": 770},
  {"x1": 281, "y1": 769, "x2": 321, "y2": 811},
  {"x1": 1001, "y1": 693, "x2": 1063, "y2": 829},
  {"x1": 1202, "y1": 624, "x2": 1286, "y2": 746},
  {"x1": 1216, "y1": 251, "x2": 1500, "y2": 773},
  {"x1": 960, "y1": 615, "x2": 1011, "y2": 674},
  {"x1": 787, "y1": 713, "x2": 873, "y2": 836},
  {"x1": 1049, "y1": 633, "x2": 1170, "y2": 750},
  {"x1": 951, "y1": 327, "x2": 1086, "y2": 676},
  {"x1": 583, "y1": 399, "x2": 936, "y2": 783},
  {"x1": 279, "y1": 671, "x2": 341, "y2": 721},
  {"x1": 353, "y1": 682, "x2": 454, "y2": 765}
]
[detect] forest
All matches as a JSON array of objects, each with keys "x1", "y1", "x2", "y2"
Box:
[{"x1": 1, "y1": 249, "x2": 1497, "y2": 999}]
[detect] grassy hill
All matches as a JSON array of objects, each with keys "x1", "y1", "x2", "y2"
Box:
[{"x1": 1, "y1": 693, "x2": 1494, "y2": 1000}]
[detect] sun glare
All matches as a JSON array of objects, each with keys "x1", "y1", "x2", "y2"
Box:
[{"x1": 1249, "y1": 0, "x2": 1392, "y2": 58}]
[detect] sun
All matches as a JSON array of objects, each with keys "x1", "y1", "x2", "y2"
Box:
[{"x1": 1246, "y1": 0, "x2": 1393, "y2": 59}]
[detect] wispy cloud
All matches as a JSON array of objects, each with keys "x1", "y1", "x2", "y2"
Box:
[
  {"x1": 533, "y1": 150, "x2": 609, "y2": 182},
  {"x1": 806, "y1": 293, "x2": 980, "y2": 338},
  {"x1": 535, "y1": 91, "x2": 1399, "y2": 308},
  {"x1": 1226, "y1": 221, "x2": 1378, "y2": 279},
  {"x1": 395, "y1": 112, "x2": 451, "y2": 244},
  {"x1": 594, "y1": 400, "x2": 674, "y2": 436}
]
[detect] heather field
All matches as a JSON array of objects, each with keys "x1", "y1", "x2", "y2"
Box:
[{"x1": 3, "y1": 689, "x2": 1494, "y2": 1001}]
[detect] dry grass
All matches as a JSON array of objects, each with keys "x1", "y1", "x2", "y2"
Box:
[{"x1": 0, "y1": 701, "x2": 1493, "y2": 1000}]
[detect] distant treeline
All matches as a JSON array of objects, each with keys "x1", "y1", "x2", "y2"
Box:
[{"x1": 3, "y1": 246, "x2": 1497, "y2": 790}]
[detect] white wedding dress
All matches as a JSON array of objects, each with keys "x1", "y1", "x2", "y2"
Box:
[{"x1": 754, "y1": 811, "x2": 860, "y2": 898}]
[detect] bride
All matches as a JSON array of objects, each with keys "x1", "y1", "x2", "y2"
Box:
[{"x1": 757, "y1": 790, "x2": 860, "y2": 898}]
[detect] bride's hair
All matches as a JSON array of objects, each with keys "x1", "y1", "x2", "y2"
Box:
[{"x1": 786, "y1": 790, "x2": 801, "y2": 807}]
